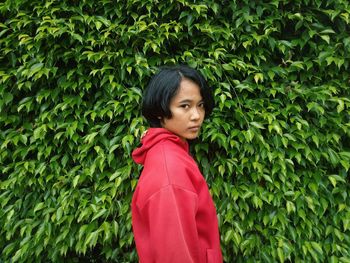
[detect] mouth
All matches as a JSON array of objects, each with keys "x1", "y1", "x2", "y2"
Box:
[{"x1": 188, "y1": 126, "x2": 200, "y2": 131}]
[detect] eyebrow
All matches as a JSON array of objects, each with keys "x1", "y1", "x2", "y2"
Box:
[{"x1": 178, "y1": 99, "x2": 204, "y2": 104}]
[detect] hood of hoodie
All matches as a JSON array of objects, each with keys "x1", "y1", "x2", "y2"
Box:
[{"x1": 132, "y1": 128, "x2": 189, "y2": 165}]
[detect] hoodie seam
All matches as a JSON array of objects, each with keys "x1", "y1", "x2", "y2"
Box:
[
  {"x1": 162, "y1": 143, "x2": 172, "y2": 185},
  {"x1": 138, "y1": 184, "x2": 198, "y2": 212}
]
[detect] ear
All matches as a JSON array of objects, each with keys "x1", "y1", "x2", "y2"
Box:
[{"x1": 158, "y1": 117, "x2": 165, "y2": 127}]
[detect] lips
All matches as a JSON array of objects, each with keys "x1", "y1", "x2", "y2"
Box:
[{"x1": 188, "y1": 126, "x2": 200, "y2": 131}]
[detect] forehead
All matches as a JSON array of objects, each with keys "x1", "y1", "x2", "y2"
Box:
[{"x1": 172, "y1": 79, "x2": 202, "y2": 101}]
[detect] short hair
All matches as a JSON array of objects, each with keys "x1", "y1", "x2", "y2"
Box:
[{"x1": 142, "y1": 65, "x2": 214, "y2": 127}]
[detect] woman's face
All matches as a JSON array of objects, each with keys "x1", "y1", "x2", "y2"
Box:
[{"x1": 161, "y1": 78, "x2": 205, "y2": 141}]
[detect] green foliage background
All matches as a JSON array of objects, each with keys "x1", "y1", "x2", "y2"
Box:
[{"x1": 1, "y1": 0, "x2": 350, "y2": 262}]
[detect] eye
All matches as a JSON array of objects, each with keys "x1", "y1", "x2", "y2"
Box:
[
  {"x1": 180, "y1": 104, "x2": 190, "y2": 109},
  {"x1": 198, "y1": 102, "x2": 205, "y2": 108}
]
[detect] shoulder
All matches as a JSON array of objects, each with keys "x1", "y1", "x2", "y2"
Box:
[
  {"x1": 146, "y1": 140, "x2": 196, "y2": 177},
  {"x1": 145, "y1": 139, "x2": 188, "y2": 166},
  {"x1": 135, "y1": 140, "x2": 199, "y2": 202}
]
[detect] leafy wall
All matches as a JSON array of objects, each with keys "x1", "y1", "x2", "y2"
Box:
[{"x1": 1, "y1": 0, "x2": 350, "y2": 262}]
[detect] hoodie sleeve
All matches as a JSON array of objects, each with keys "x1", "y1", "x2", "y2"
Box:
[{"x1": 139, "y1": 185, "x2": 200, "y2": 263}]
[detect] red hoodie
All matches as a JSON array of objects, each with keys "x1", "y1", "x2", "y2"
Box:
[{"x1": 132, "y1": 128, "x2": 222, "y2": 263}]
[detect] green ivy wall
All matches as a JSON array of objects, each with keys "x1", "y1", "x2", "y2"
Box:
[{"x1": 1, "y1": 0, "x2": 350, "y2": 262}]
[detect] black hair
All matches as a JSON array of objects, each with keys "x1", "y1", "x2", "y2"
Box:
[{"x1": 142, "y1": 65, "x2": 214, "y2": 127}]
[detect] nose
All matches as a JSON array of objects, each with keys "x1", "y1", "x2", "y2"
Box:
[{"x1": 190, "y1": 107, "x2": 201, "y2": 121}]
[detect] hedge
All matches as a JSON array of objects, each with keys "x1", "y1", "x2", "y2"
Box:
[{"x1": 1, "y1": 0, "x2": 350, "y2": 262}]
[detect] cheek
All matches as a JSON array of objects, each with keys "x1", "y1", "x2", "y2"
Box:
[
  {"x1": 171, "y1": 109, "x2": 186, "y2": 119},
  {"x1": 200, "y1": 108, "x2": 206, "y2": 118}
]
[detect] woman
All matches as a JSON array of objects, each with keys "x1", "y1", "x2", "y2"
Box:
[{"x1": 131, "y1": 65, "x2": 223, "y2": 263}]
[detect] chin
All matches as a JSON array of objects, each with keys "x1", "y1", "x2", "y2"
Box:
[{"x1": 185, "y1": 134, "x2": 199, "y2": 140}]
